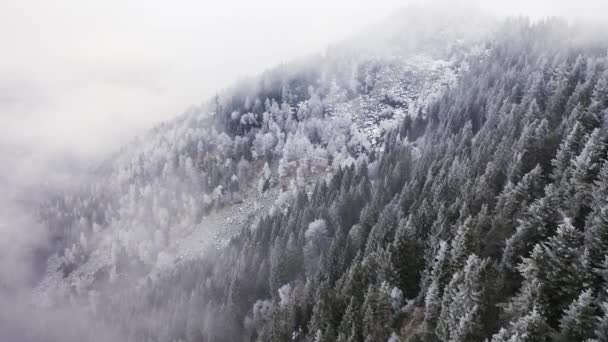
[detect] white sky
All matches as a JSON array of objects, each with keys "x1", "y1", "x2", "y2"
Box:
[
  {"x1": 0, "y1": 0, "x2": 607, "y2": 167},
  {"x1": 0, "y1": 0, "x2": 406, "y2": 158}
]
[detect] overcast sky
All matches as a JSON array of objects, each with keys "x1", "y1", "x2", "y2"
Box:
[
  {"x1": 0, "y1": 0, "x2": 607, "y2": 308},
  {"x1": 0, "y1": 0, "x2": 405, "y2": 158},
  {"x1": 1, "y1": 0, "x2": 608, "y2": 179}
]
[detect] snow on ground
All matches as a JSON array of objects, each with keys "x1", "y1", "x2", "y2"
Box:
[
  {"x1": 32, "y1": 50, "x2": 480, "y2": 307},
  {"x1": 329, "y1": 54, "x2": 461, "y2": 148},
  {"x1": 169, "y1": 187, "x2": 280, "y2": 263},
  {"x1": 33, "y1": 186, "x2": 280, "y2": 306}
]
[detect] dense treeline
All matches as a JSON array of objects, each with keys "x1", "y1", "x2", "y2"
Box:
[
  {"x1": 79, "y1": 18, "x2": 608, "y2": 342},
  {"x1": 29, "y1": 10, "x2": 608, "y2": 342},
  {"x1": 36, "y1": 12, "x2": 467, "y2": 281}
]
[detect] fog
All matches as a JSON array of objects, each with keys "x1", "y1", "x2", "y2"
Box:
[
  {"x1": 1, "y1": 0, "x2": 607, "y2": 186},
  {"x1": 1, "y1": 0, "x2": 608, "y2": 340},
  {"x1": 0, "y1": 0, "x2": 606, "y2": 298},
  {"x1": 0, "y1": 4, "x2": 409, "y2": 339},
  {"x1": 0, "y1": 1, "x2": 403, "y2": 161}
]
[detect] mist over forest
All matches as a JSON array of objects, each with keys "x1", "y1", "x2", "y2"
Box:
[{"x1": 2, "y1": 1, "x2": 608, "y2": 341}]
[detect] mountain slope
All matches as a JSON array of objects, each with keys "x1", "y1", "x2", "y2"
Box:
[
  {"x1": 26, "y1": 10, "x2": 608, "y2": 342},
  {"x1": 34, "y1": 6, "x2": 487, "y2": 299}
]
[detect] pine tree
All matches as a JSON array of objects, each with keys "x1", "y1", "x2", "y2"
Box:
[
  {"x1": 422, "y1": 241, "x2": 450, "y2": 337},
  {"x1": 336, "y1": 297, "x2": 361, "y2": 342},
  {"x1": 361, "y1": 283, "x2": 393, "y2": 342},
  {"x1": 389, "y1": 218, "x2": 424, "y2": 299},
  {"x1": 337, "y1": 256, "x2": 367, "y2": 302},
  {"x1": 484, "y1": 165, "x2": 545, "y2": 259},
  {"x1": 502, "y1": 278, "x2": 544, "y2": 323},
  {"x1": 435, "y1": 271, "x2": 463, "y2": 342},
  {"x1": 306, "y1": 281, "x2": 338, "y2": 342},
  {"x1": 422, "y1": 280, "x2": 442, "y2": 341},
  {"x1": 551, "y1": 121, "x2": 587, "y2": 185},
  {"x1": 585, "y1": 162, "x2": 608, "y2": 273},
  {"x1": 501, "y1": 185, "x2": 560, "y2": 293},
  {"x1": 450, "y1": 216, "x2": 480, "y2": 270},
  {"x1": 565, "y1": 128, "x2": 607, "y2": 226},
  {"x1": 490, "y1": 306, "x2": 549, "y2": 342},
  {"x1": 588, "y1": 70, "x2": 608, "y2": 116},
  {"x1": 259, "y1": 303, "x2": 296, "y2": 342},
  {"x1": 365, "y1": 199, "x2": 400, "y2": 255},
  {"x1": 541, "y1": 221, "x2": 592, "y2": 325},
  {"x1": 508, "y1": 219, "x2": 591, "y2": 327},
  {"x1": 557, "y1": 289, "x2": 596, "y2": 342},
  {"x1": 435, "y1": 255, "x2": 494, "y2": 342},
  {"x1": 594, "y1": 300, "x2": 608, "y2": 342},
  {"x1": 425, "y1": 240, "x2": 451, "y2": 295}
]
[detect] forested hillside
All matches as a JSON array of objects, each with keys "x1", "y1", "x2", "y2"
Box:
[{"x1": 28, "y1": 9, "x2": 608, "y2": 342}]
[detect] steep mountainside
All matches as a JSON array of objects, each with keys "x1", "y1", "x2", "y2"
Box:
[
  {"x1": 23, "y1": 9, "x2": 608, "y2": 342},
  {"x1": 34, "y1": 7, "x2": 488, "y2": 301}
]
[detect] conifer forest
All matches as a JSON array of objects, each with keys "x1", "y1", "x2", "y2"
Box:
[{"x1": 3, "y1": 3, "x2": 608, "y2": 342}]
